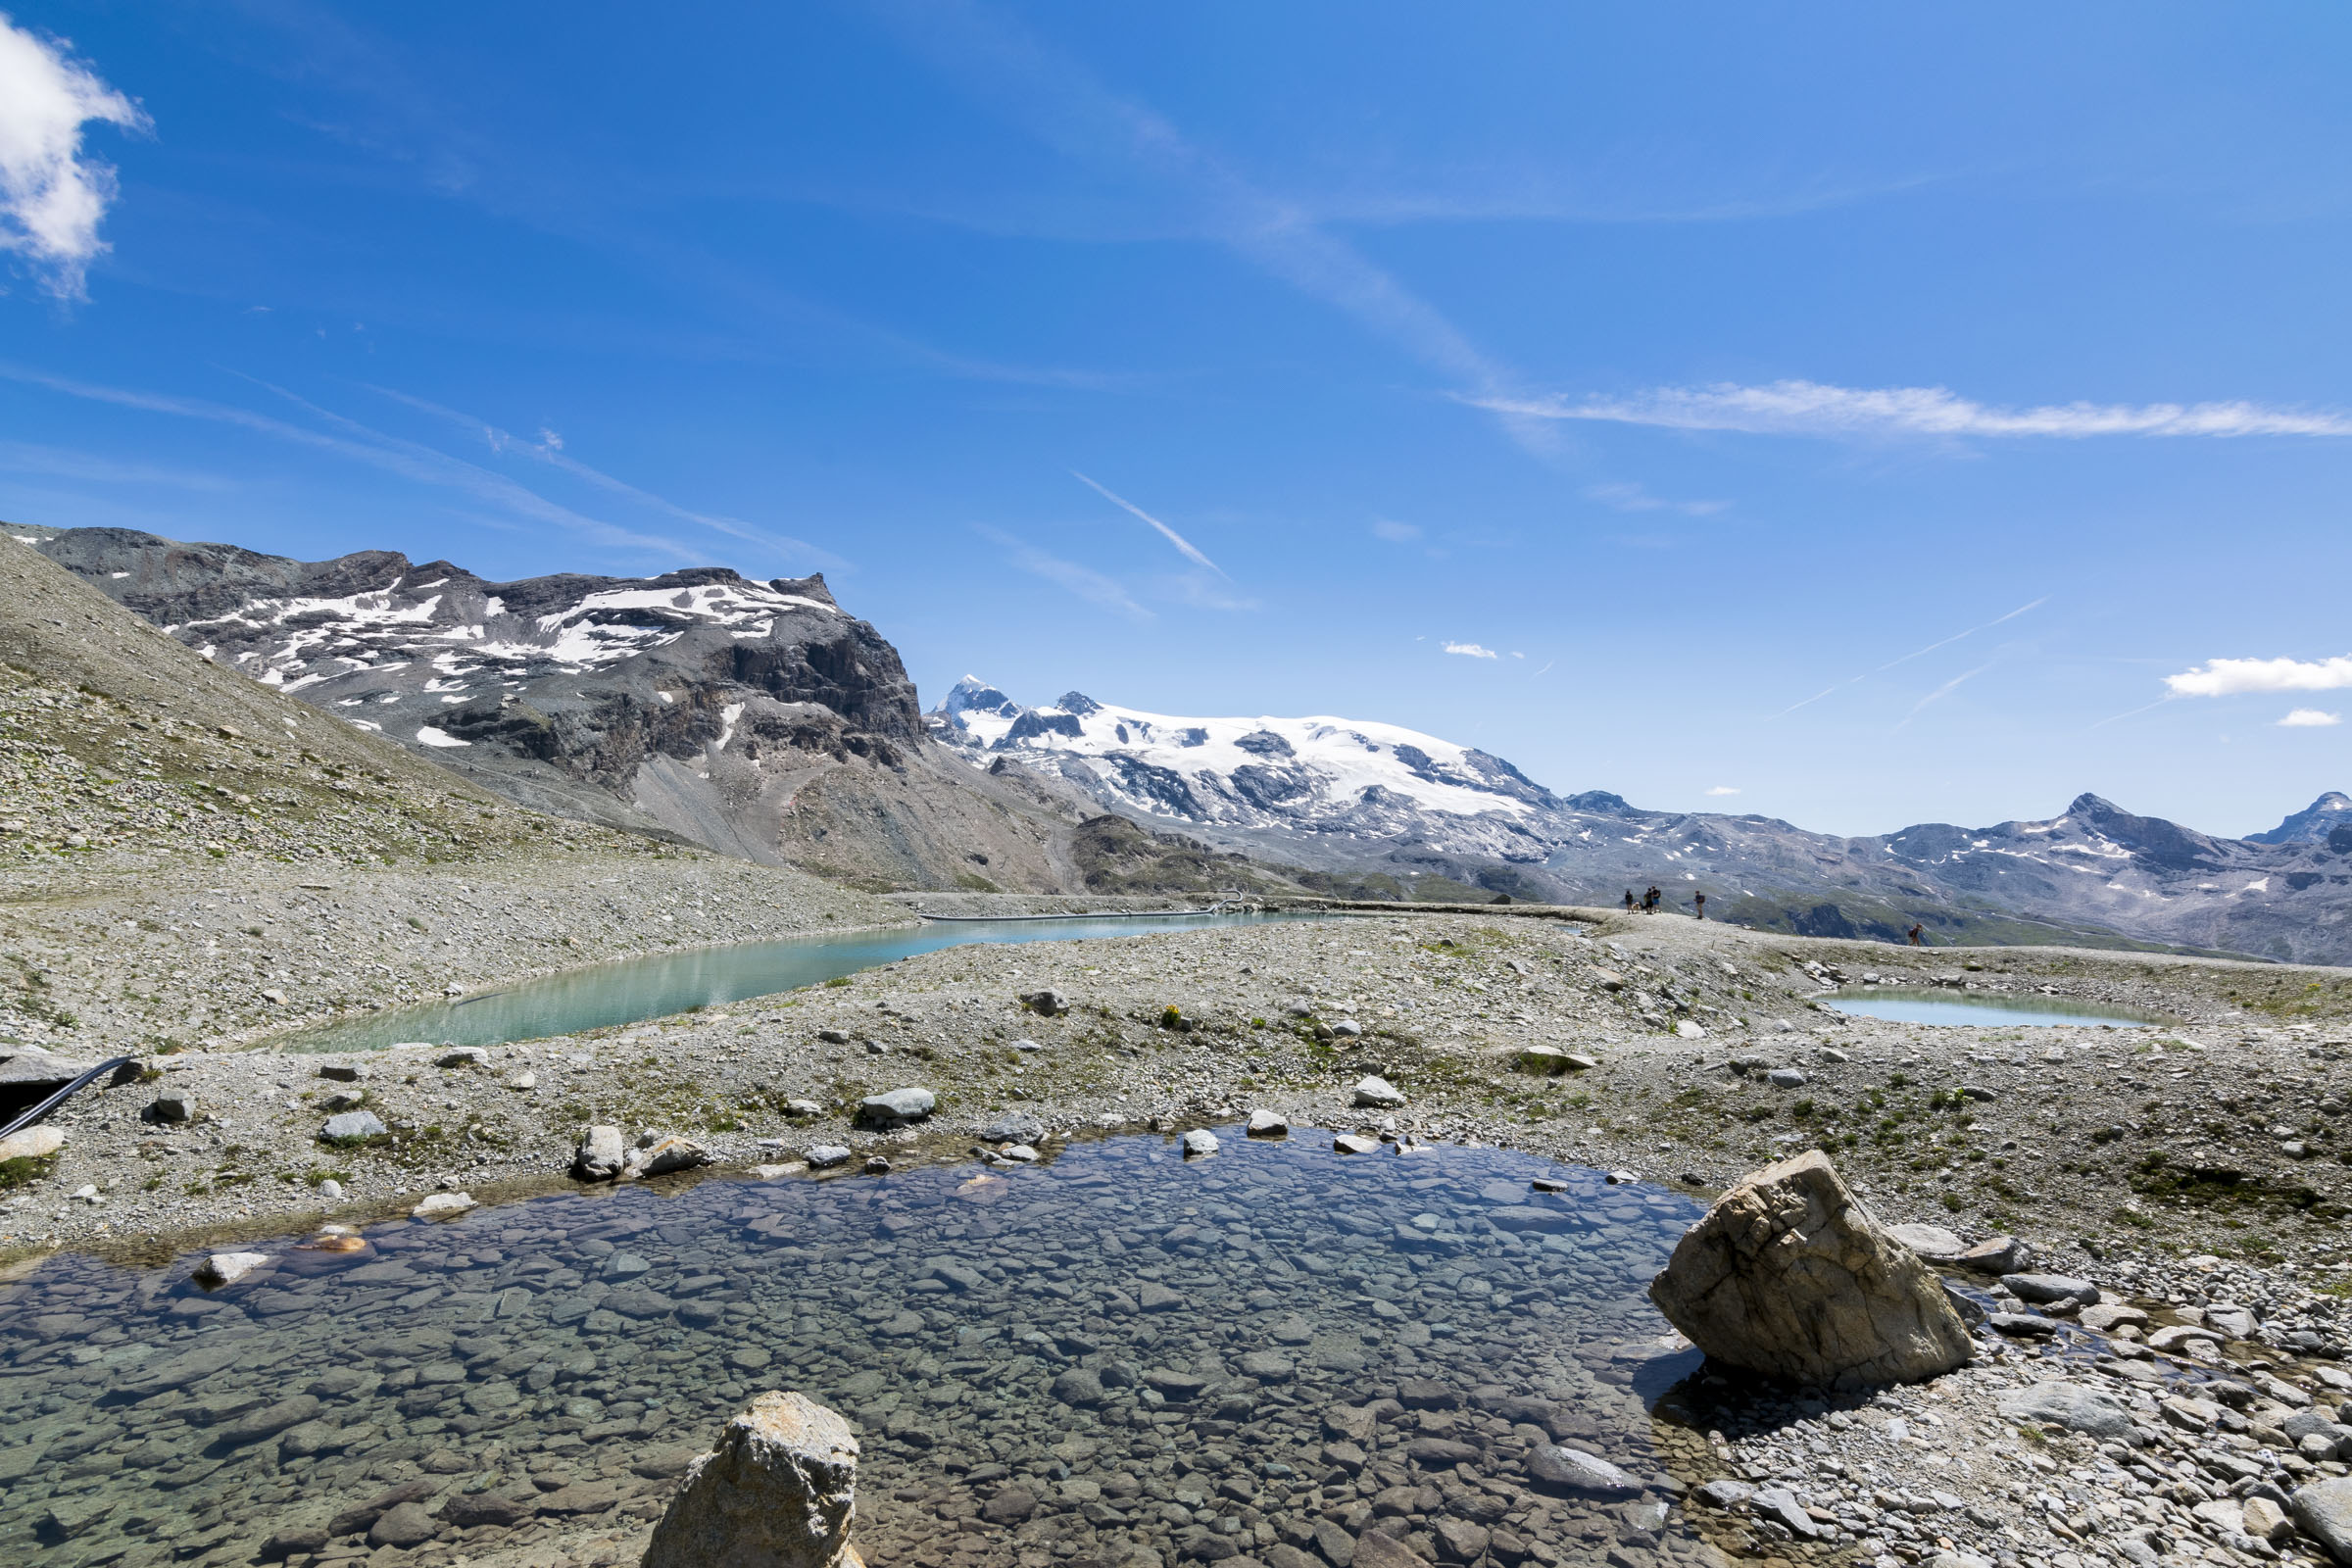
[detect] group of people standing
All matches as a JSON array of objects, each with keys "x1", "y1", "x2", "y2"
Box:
[{"x1": 1623, "y1": 885, "x2": 1705, "y2": 919}]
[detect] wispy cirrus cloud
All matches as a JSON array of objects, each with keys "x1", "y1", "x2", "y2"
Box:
[
  {"x1": 0, "y1": 15, "x2": 147, "y2": 299},
  {"x1": 2279, "y1": 709, "x2": 2342, "y2": 728},
  {"x1": 977, "y1": 525, "x2": 1149, "y2": 620},
  {"x1": 1704, "y1": 785, "x2": 1741, "y2": 797},
  {"x1": 0, "y1": 362, "x2": 692, "y2": 558},
  {"x1": 364, "y1": 384, "x2": 844, "y2": 570},
  {"x1": 1070, "y1": 470, "x2": 1224, "y2": 575},
  {"x1": 0, "y1": 439, "x2": 230, "y2": 490},
  {"x1": 1470, "y1": 380, "x2": 2352, "y2": 442},
  {"x1": 2166, "y1": 654, "x2": 2352, "y2": 698},
  {"x1": 1585, "y1": 480, "x2": 1727, "y2": 516}
]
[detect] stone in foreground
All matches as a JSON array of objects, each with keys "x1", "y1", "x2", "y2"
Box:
[
  {"x1": 641, "y1": 1390, "x2": 865, "y2": 1568},
  {"x1": 2294, "y1": 1477, "x2": 2352, "y2": 1566},
  {"x1": 412, "y1": 1192, "x2": 476, "y2": 1219},
  {"x1": 1180, "y1": 1129, "x2": 1219, "y2": 1158},
  {"x1": 856, "y1": 1088, "x2": 935, "y2": 1128},
  {"x1": 319, "y1": 1110, "x2": 388, "y2": 1142},
  {"x1": 0, "y1": 1124, "x2": 64, "y2": 1163},
  {"x1": 1246, "y1": 1108, "x2": 1289, "y2": 1137},
  {"x1": 1528, "y1": 1445, "x2": 1644, "y2": 1497},
  {"x1": 573, "y1": 1124, "x2": 626, "y2": 1180},
  {"x1": 1646, "y1": 1150, "x2": 1973, "y2": 1390},
  {"x1": 1997, "y1": 1381, "x2": 2135, "y2": 1441},
  {"x1": 1351, "y1": 1075, "x2": 1406, "y2": 1108}
]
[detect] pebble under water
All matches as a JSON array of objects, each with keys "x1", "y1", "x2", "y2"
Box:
[{"x1": 0, "y1": 1127, "x2": 1713, "y2": 1568}]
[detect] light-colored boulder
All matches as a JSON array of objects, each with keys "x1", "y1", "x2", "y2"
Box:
[
  {"x1": 573, "y1": 1124, "x2": 626, "y2": 1180},
  {"x1": 1246, "y1": 1108, "x2": 1289, "y2": 1137},
  {"x1": 0, "y1": 1124, "x2": 64, "y2": 1163},
  {"x1": 319, "y1": 1110, "x2": 387, "y2": 1141},
  {"x1": 855, "y1": 1088, "x2": 934, "y2": 1128},
  {"x1": 630, "y1": 1136, "x2": 713, "y2": 1178},
  {"x1": 641, "y1": 1391, "x2": 865, "y2": 1568},
  {"x1": 1351, "y1": 1075, "x2": 1406, "y2": 1109},
  {"x1": 412, "y1": 1192, "x2": 476, "y2": 1218},
  {"x1": 1646, "y1": 1150, "x2": 1973, "y2": 1390},
  {"x1": 193, "y1": 1251, "x2": 270, "y2": 1287},
  {"x1": 1886, "y1": 1223, "x2": 1966, "y2": 1261},
  {"x1": 1180, "y1": 1129, "x2": 1219, "y2": 1158}
]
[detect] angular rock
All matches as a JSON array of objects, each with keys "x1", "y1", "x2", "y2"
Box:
[
  {"x1": 805, "y1": 1145, "x2": 853, "y2": 1170},
  {"x1": 1017, "y1": 989, "x2": 1067, "y2": 1016},
  {"x1": 150, "y1": 1088, "x2": 196, "y2": 1123},
  {"x1": 1181, "y1": 1129, "x2": 1219, "y2": 1158},
  {"x1": 2002, "y1": 1272, "x2": 2100, "y2": 1305},
  {"x1": 632, "y1": 1136, "x2": 713, "y2": 1177},
  {"x1": 1246, "y1": 1108, "x2": 1289, "y2": 1137},
  {"x1": 2078, "y1": 1302, "x2": 2150, "y2": 1333},
  {"x1": 436, "y1": 1047, "x2": 489, "y2": 1068},
  {"x1": 1953, "y1": 1235, "x2": 2030, "y2": 1274},
  {"x1": 369, "y1": 1501, "x2": 438, "y2": 1549},
  {"x1": 1646, "y1": 1150, "x2": 1972, "y2": 1390},
  {"x1": 980, "y1": 1110, "x2": 1045, "y2": 1145},
  {"x1": 641, "y1": 1391, "x2": 864, "y2": 1568},
  {"x1": 1333, "y1": 1134, "x2": 1381, "y2": 1154},
  {"x1": 1997, "y1": 1381, "x2": 2136, "y2": 1441},
  {"x1": 412, "y1": 1192, "x2": 476, "y2": 1218},
  {"x1": 1351, "y1": 1076, "x2": 1406, "y2": 1109},
  {"x1": 1886, "y1": 1223, "x2": 1966, "y2": 1261},
  {"x1": 856, "y1": 1088, "x2": 935, "y2": 1128},
  {"x1": 2294, "y1": 1478, "x2": 2352, "y2": 1566},
  {"x1": 573, "y1": 1124, "x2": 626, "y2": 1180}
]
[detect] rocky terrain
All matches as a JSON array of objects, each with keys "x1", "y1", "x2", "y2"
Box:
[
  {"x1": 6, "y1": 906, "x2": 2352, "y2": 1568},
  {"x1": 934, "y1": 679, "x2": 2352, "y2": 964}
]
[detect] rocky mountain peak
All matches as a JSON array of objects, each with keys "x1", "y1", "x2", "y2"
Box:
[{"x1": 2247, "y1": 791, "x2": 2352, "y2": 845}]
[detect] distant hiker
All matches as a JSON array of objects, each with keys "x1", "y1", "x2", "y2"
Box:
[
  {"x1": 1693, "y1": 892, "x2": 1706, "y2": 920},
  {"x1": 1643, "y1": 885, "x2": 1662, "y2": 913},
  {"x1": 1907, "y1": 922, "x2": 1926, "y2": 947},
  {"x1": 1623, "y1": 890, "x2": 1637, "y2": 912}
]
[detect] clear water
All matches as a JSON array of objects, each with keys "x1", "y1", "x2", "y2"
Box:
[
  {"x1": 1824, "y1": 987, "x2": 2165, "y2": 1028},
  {"x1": 0, "y1": 1127, "x2": 1710, "y2": 1568},
  {"x1": 286, "y1": 912, "x2": 1326, "y2": 1054}
]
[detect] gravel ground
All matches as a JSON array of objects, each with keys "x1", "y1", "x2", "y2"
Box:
[{"x1": 9, "y1": 901, "x2": 2352, "y2": 1568}]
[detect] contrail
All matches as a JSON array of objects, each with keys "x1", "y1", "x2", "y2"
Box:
[
  {"x1": 1876, "y1": 596, "x2": 2048, "y2": 671},
  {"x1": 1071, "y1": 470, "x2": 1226, "y2": 576}
]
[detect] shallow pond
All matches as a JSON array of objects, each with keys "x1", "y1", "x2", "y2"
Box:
[
  {"x1": 0, "y1": 1127, "x2": 1711, "y2": 1568},
  {"x1": 1823, "y1": 988, "x2": 2166, "y2": 1029},
  {"x1": 288, "y1": 912, "x2": 1327, "y2": 1054}
]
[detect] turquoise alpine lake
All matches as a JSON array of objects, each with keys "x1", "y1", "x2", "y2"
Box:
[
  {"x1": 0, "y1": 1125, "x2": 1715, "y2": 1568},
  {"x1": 1823, "y1": 988, "x2": 2166, "y2": 1029},
  {"x1": 284, "y1": 911, "x2": 1330, "y2": 1054}
]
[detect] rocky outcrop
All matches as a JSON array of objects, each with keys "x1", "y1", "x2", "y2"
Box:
[
  {"x1": 1647, "y1": 1150, "x2": 1974, "y2": 1390},
  {"x1": 35, "y1": 528, "x2": 1085, "y2": 893},
  {"x1": 640, "y1": 1391, "x2": 864, "y2": 1568}
]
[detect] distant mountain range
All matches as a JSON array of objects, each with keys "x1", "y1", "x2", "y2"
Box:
[
  {"x1": 23, "y1": 525, "x2": 2351, "y2": 962},
  {"x1": 932, "y1": 677, "x2": 2352, "y2": 963}
]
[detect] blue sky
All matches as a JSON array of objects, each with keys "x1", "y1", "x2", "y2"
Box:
[{"x1": 3, "y1": 3, "x2": 2349, "y2": 837}]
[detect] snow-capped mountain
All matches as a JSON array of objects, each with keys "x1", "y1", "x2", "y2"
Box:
[
  {"x1": 33, "y1": 529, "x2": 1082, "y2": 887},
  {"x1": 935, "y1": 677, "x2": 2352, "y2": 963},
  {"x1": 930, "y1": 676, "x2": 1558, "y2": 839}
]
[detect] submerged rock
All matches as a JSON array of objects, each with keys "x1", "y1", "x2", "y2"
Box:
[
  {"x1": 1647, "y1": 1149, "x2": 1973, "y2": 1390},
  {"x1": 193, "y1": 1251, "x2": 270, "y2": 1287},
  {"x1": 641, "y1": 1391, "x2": 864, "y2": 1568}
]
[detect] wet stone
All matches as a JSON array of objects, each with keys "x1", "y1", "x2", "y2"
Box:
[{"x1": 0, "y1": 1119, "x2": 1705, "y2": 1568}]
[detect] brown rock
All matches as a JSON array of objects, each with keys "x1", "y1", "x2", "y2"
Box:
[
  {"x1": 368, "y1": 1500, "x2": 438, "y2": 1548},
  {"x1": 1646, "y1": 1150, "x2": 1973, "y2": 1390},
  {"x1": 641, "y1": 1391, "x2": 864, "y2": 1568}
]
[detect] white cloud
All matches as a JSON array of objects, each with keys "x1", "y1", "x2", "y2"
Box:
[
  {"x1": 0, "y1": 16, "x2": 146, "y2": 299},
  {"x1": 1444, "y1": 642, "x2": 1497, "y2": 660},
  {"x1": 1370, "y1": 517, "x2": 1421, "y2": 543},
  {"x1": 1584, "y1": 481, "x2": 1727, "y2": 517},
  {"x1": 2165, "y1": 655, "x2": 2352, "y2": 698},
  {"x1": 2279, "y1": 709, "x2": 2342, "y2": 728},
  {"x1": 1471, "y1": 379, "x2": 2352, "y2": 441},
  {"x1": 1704, "y1": 785, "x2": 1741, "y2": 797},
  {"x1": 1070, "y1": 470, "x2": 1224, "y2": 575},
  {"x1": 978, "y1": 526, "x2": 1149, "y2": 620}
]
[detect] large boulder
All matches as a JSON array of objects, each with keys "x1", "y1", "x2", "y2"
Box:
[
  {"x1": 641, "y1": 1391, "x2": 865, "y2": 1568},
  {"x1": 1997, "y1": 1381, "x2": 2136, "y2": 1441},
  {"x1": 573, "y1": 1125, "x2": 625, "y2": 1181},
  {"x1": 1647, "y1": 1150, "x2": 1974, "y2": 1390},
  {"x1": 2293, "y1": 1477, "x2": 2352, "y2": 1566}
]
